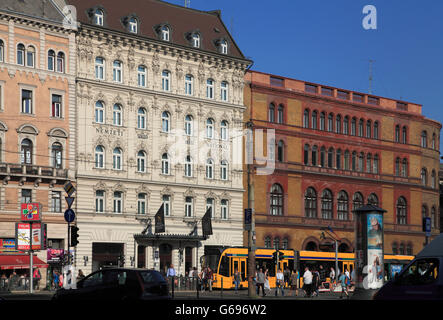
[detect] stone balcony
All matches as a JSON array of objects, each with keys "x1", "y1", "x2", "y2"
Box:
[{"x1": 0, "y1": 162, "x2": 69, "y2": 186}]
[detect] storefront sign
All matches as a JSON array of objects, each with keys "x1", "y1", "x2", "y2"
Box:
[
  {"x1": 0, "y1": 239, "x2": 20, "y2": 253},
  {"x1": 15, "y1": 223, "x2": 43, "y2": 250},
  {"x1": 47, "y1": 249, "x2": 65, "y2": 263},
  {"x1": 20, "y1": 203, "x2": 42, "y2": 222}
]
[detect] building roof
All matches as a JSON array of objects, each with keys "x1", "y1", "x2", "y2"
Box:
[
  {"x1": 66, "y1": 0, "x2": 246, "y2": 59},
  {"x1": 1, "y1": 0, "x2": 65, "y2": 23}
]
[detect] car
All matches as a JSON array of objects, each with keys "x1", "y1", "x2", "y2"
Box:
[
  {"x1": 52, "y1": 268, "x2": 170, "y2": 301},
  {"x1": 374, "y1": 234, "x2": 443, "y2": 300}
]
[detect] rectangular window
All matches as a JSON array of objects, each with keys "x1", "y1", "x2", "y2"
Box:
[
  {"x1": 185, "y1": 197, "x2": 193, "y2": 218},
  {"x1": 51, "y1": 94, "x2": 62, "y2": 118},
  {"x1": 163, "y1": 195, "x2": 170, "y2": 217},
  {"x1": 221, "y1": 199, "x2": 228, "y2": 220},
  {"x1": 21, "y1": 189, "x2": 32, "y2": 204},
  {"x1": 137, "y1": 194, "x2": 146, "y2": 214},
  {"x1": 21, "y1": 89, "x2": 33, "y2": 114},
  {"x1": 51, "y1": 191, "x2": 61, "y2": 212},
  {"x1": 206, "y1": 198, "x2": 215, "y2": 219},
  {"x1": 95, "y1": 190, "x2": 105, "y2": 213},
  {"x1": 113, "y1": 192, "x2": 122, "y2": 213}
]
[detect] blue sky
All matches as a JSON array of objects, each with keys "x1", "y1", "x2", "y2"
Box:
[{"x1": 168, "y1": 0, "x2": 443, "y2": 148}]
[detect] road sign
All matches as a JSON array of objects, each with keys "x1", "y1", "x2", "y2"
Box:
[
  {"x1": 65, "y1": 196, "x2": 75, "y2": 209},
  {"x1": 424, "y1": 217, "x2": 431, "y2": 237},
  {"x1": 64, "y1": 182, "x2": 76, "y2": 197},
  {"x1": 64, "y1": 209, "x2": 75, "y2": 223}
]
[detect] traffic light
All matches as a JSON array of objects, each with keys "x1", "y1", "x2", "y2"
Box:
[
  {"x1": 272, "y1": 251, "x2": 278, "y2": 264},
  {"x1": 278, "y1": 251, "x2": 284, "y2": 260},
  {"x1": 70, "y1": 225, "x2": 79, "y2": 246}
]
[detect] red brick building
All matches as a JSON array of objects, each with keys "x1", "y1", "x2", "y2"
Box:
[{"x1": 244, "y1": 70, "x2": 441, "y2": 256}]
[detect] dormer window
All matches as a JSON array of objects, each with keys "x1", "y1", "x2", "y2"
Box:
[
  {"x1": 220, "y1": 39, "x2": 228, "y2": 54},
  {"x1": 95, "y1": 9, "x2": 104, "y2": 26},
  {"x1": 192, "y1": 33, "x2": 200, "y2": 48},
  {"x1": 129, "y1": 17, "x2": 138, "y2": 34},
  {"x1": 161, "y1": 25, "x2": 170, "y2": 41}
]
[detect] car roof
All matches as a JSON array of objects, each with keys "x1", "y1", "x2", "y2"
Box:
[{"x1": 417, "y1": 233, "x2": 443, "y2": 258}]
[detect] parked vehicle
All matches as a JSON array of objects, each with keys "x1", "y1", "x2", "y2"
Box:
[
  {"x1": 52, "y1": 268, "x2": 169, "y2": 301},
  {"x1": 374, "y1": 234, "x2": 443, "y2": 300}
]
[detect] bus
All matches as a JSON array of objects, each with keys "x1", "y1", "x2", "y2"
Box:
[{"x1": 204, "y1": 247, "x2": 414, "y2": 290}]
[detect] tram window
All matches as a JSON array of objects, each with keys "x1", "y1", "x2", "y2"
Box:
[
  {"x1": 241, "y1": 260, "x2": 246, "y2": 281},
  {"x1": 256, "y1": 259, "x2": 275, "y2": 277},
  {"x1": 233, "y1": 260, "x2": 239, "y2": 275},
  {"x1": 219, "y1": 256, "x2": 230, "y2": 277},
  {"x1": 288, "y1": 259, "x2": 294, "y2": 271}
]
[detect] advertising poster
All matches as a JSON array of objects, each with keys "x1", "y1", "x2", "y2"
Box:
[
  {"x1": 47, "y1": 249, "x2": 65, "y2": 263},
  {"x1": 367, "y1": 214, "x2": 383, "y2": 289},
  {"x1": 20, "y1": 203, "x2": 41, "y2": 222},
  {"x1": 16, "y1": 223, "x2": 43, "y2": 250},
  {"x1": 390, "y1": 264, "x2": 403, "y2": 279}
]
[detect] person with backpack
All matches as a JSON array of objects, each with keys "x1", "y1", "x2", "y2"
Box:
[{"x1": 338, "y1": 271, "x2": 350, "y2": 299}]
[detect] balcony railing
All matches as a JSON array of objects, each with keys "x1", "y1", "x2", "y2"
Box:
[{"x1": 0, "y1": 162, "x2": 68, "y2": 179}]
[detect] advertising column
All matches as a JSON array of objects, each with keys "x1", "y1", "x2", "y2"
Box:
[{"x1": 353, "y1": 205, "x2": 386, "y2": 298}]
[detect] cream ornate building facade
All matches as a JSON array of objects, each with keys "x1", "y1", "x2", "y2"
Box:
[{"x1": 67, "y1": 0, "x2": 251, "y2": 275}]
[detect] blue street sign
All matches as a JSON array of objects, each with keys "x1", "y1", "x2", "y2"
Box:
[
  {"x1": 425, "y1": 217, "x2": 431, "y2": 237},
  {"x1": 64, "y1": 209, "x2": 75, "y2": 223}
]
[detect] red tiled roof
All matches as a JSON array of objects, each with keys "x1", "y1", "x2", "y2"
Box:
[{"x1": 67, "y1": 0, "x2": 245, "y2": 59}]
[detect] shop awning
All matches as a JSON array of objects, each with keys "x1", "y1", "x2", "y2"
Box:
[{"x1": 0, "y1": 255, "x2": 48, "y2": 270}]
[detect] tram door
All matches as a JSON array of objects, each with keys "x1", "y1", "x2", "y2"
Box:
[{"x1": 342, "y1": 261, "x2": 352, "y2": 274}]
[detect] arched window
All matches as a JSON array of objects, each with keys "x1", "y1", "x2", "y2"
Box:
[
  {"x1": 137, "y1": 65, "x2": 147, "y2": 87},
  {"x1": 113, "y1": 191, "x2": 122, "y2": 213},
  {"x1": 395, "y1": 125, "x2": 400, "y2": 142},
  {"x1": 351, "y1": 151, "x2": 357, "y2": 171},
  {"x1": 0, "y1": 39, "x2": 4, "y2": 62},
  {"x1": 421, "y1": 168, "x2": 428, "y2": 186},
  {"x1": 373, "y1": 154, "x2": 379, "y2": 174},
  {"x1": 311, "y1": 145, "x2": 318, "y2": 166},
  {"x1": 95, "y1": 57, "x2": 105, "y2": 80},
  {"x1": 402, "y1": 158, "x2": 408, "y2": 177},
  {"x1": 220, "y1": 160, "x2": 228, "y2": 180},
  {"x1": 184, "y1": 155, "x2": 193, "y2": 177},
  {"x1": 431, "y1": 207, "x2": 436, "y2": 228},
  {"x1": 277, "y1": 105, "x2": 284, "y2": 124},
  {"x1": 113, "y1": 104, "x2": 122, "y2": 126},
  {"x1": 366, "y1": 120, "x2": 372, "y2": 138},
  {"x1": 161, "y1": 25, "x2": 170, "y2": 41},
  {"x1": 374, "y1": 121, "x2": 379, "y2": 139},
  {"x1": 185, "y1": 115, "x2": 193, "y2": 136},
  {"x1": 395, "y1": 157, "x2": 401, "y2": 176},
  {"x1": 432, "y1": 133, "x2": 436, "y2": 149},
  {"x1": 304, "y1": 144, "x2": 309, "y2": 165},
  {"x1": 112, "y1": 60, "x2": 122, "y2": 83},
  {"x1": 421, "y1": 131, "x2": 427, "y2": 148},
  {"x1": 431, "y1": 170, "x2": 437, "y2": 189},
  {"x1": 320, "y1": 112, "x2": 325, "y2": 130},
  {"x1": 336, "y1": 149, "x2": 342, "y2": 169},
  {"x1": 337, "y1": 191, "x2": 349, "y2": 220},
  {"x1": 282, "y1": 238, "x2": 289, "y2": 250},
  {"x1": 206, "y1": 79, "x2": 214, "y2": 99},
  {"x1": 311, "y1": 111, "x2": 318, "y2": 129},
  {"x1": 392, "y1": 242, "x2": 398, "y2": 255},
  {"x1": 161, "y1": 153, "x2": 170, "y2": 175},
  {"x1": 422, "y1": 205, "x2": 428, "y2": 221},
  {"x1": 399, "y1": 243, "x2": 405, "y2": 255},
  {"x1": 402, "y1": 126, "x2": 407, "y2": 144},
  {"x1": 366, "y1": 153, "x2": 372, "y2": 173},
  {"x1": 406, "y1": 243, "x2": 413, "y2": 256},
  {"x1": 138, "y1": 193, "x2": 147, "y2": 214},
  {"x1": 162, "y1": 70, "x2": 171, "y2": 91},
  {"x1": 327, "y1": 147, "x2": 334, "y2": 168},
  {"x1": 137, "y1": 151, "x2": 146, "y2": 173},
  {"x1": 95, "y1": 145, "x2": 104, "y2": 168},
  {"x1": 191, "y1": 33, "x2": 200, "y2": 48},
  {"x1": 136, "y1": 108, "x2": 146, "y2": 129},
  {"x1": 220, "y1": 39, "x2": 228, "y2": 54},
  {"x1": 220, "y1": 120, "x2": 228, "y2": 141},
  {"x1": 220, "y1": 81, "x2": 229, "y2": 102},
  {"x1": 269, "y1": 104, "x2": 275, "y2": 122},
  {"x1": 185, "y1": 196, "x2": 193, "y2": 217},
  {"x1": 185, "y1": 74, "x2": 193, "y2": 95},
  {"x1": 277, "y1": 140, "x2": 284, "y2": 162},
  {"x1": 353, "y1": 192, "x2": 364, "y2": 212},
  {"x1": 344, "y1": 150, "x2": 350, "y2": 170},
  {"x1": 95, "y1": 101, "x2": 104, "y2": 123},
  {"x1": 20, "y1": 139, "x2": 33, "y2": 164},
  {"x1": 206, "y1": 118, "x2": 214, "y2": 139},
  {"x1": 320, "y1": 147, "x2": 326, "y2": 167},
  {"x1": 129, "y1": 17, "x2": 138, "y2": 33},
  {"x1": 205, "y1": 158, "x2": 214, "y2": 179},
  {"x1": 270, "y1": 184, "x2": 283, "y2": 216},
  {"x1": 328, "y1": 114, "x2": 333, "y2": 132},
  {"x1": 335, "y1": 115, "x2": 341, "y2": 134},
  {"x1": 351, "y1": 117, "x2": 357, "y2": 136},
  {"x1": 368, "y1": 193, "x2": 379, "y2": 206},
  {"x1": 17, "y1": 43, "x2": 25, "y2": 65},
  {"x1": 303, "y1": 109, "x2": 309, "y2": 128},
  {"x1": 358, "y1": 152, "x2": 364, "y2": 172},
  {"x1": 56, "y1": 52, "x2": 64, "y2": 73},
  {"x1": 26, "y1": 46, "x2": 35, "y2": 68},
  {"x1": 112, "y1": 148, "x2": 122, "y2": 170},
  {"x1": 48, "y1": 50, "x2": 55, "y2": 71},
  {"x1": 273, "y1": 237, "x2": 280, "y2": 250},
  {"x1": 264, "y1": 237, "x2": 272, "y2": 248},
  {"x1": 51, "y1": 143, "x2": 63, "y2": 169},
  {"x1": 358, "y1": 119, "x2": 364, "y2": 137},
  {"x1": 162, "y1": 111, "x2": 170, "y2": 132},
  {"x1": 304, "y1": 188, "x2": 317, "y2": 218},
  {"x1": 396, "y1": 197, "x2": 407, "y2": 225},
  {"x1": 321, "y1": 189, "x2": 333, "y2": 220},
  {"x1": 343, "y1": 116, "x2": 349, "y2": 135},
  {"x1": 94, "y1": 9, "x2": 104, "y2": 26}
]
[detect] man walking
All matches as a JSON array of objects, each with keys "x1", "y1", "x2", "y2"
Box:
[
  {"x1": 256, "y1": 268, "x2": 266, "y2": 297},
  {"x1": 339, "y1": 271, "x2": 350, "y2": 299},
  {"x1": 303, "y1": 267, "x2": 313, "y2": 298},
  {"x1": 275, "y1": 268, "x2": 285, "y2": 296}
]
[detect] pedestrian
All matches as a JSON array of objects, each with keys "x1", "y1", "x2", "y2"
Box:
[
  {"x1": 338, "y1": 271, "x2": 350, "y2": 299},
  {"x1": 283, "y1": 267, "x2": 290, "y2": 288},
  {"x1": 207, "y1": 267, "x2": 213, "y2": 292},
  {"x1": 319, "y1": 265, "x2": 326, "y2": 284},
  {"x1": 256, "y1": 268, "x2": 266, "y2": 297},
  {"x1": 344, "y1": 267, "x2": 350, "y2": 279},
  {"x1": 290, "y1": 269, "x2": 299, "y2": 296},
  {"x1": 264, "y1": 268, "x2": 270, "y2": 294},
  {"x1": 59, "y1": 272, "x2": 64, "y2": 288},
  {"x1": 53, "y1": 271, "x2": 59, "y2": 290},
  {"x1": 33, "y1": 268, "x2": 41, "y2": 290},
  {"x1": 312, "y1": 268, "x2": 320, "y2": 297},
  {"x1": 302, "y1": 267, "x2": 313, "y2": 298},
  {"x1": 329, "y1": 267, "x2": 336, "y2": 284},
  {"x1": 77, "y1": 269, "x2": 85, "y2": 282},
  {"x1": 199, "y1": 267, "x2": 206, "y2": 291},
  {"x1": 233, "y1": 268, "x2": 241, "y2": 293},
  {"x1": 275, "y1": 268, "x2": 284, "y2": 296}
]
